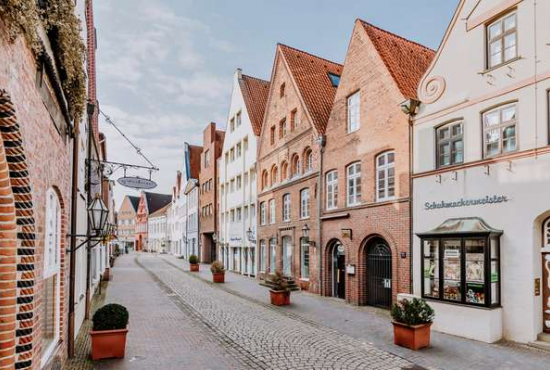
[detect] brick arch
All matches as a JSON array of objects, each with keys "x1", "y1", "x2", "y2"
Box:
[
  {"x1": 357, "y1": 232, "x2": 398, "y2": 307},
  {"x1": 322, "y1": 238, "x2": 344, "y2": 298},
  {"x1": 0, "y1": 90, "x2": 36, "y2": 370}
]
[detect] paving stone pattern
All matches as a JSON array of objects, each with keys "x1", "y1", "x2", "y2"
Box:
[{"x1": 137, "y1": 254, "x2": 419, "y2": 370}]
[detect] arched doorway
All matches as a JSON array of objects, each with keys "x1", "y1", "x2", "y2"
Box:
[
  {"x1": 332, "y1": 241, "x2": 346, "y2": 299},
  {"x1": 366, "y1": 238, "x2": 392, "y2": 308}
]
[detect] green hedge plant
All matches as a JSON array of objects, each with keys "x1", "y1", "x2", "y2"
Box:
[
  {"x1": 391, "y1": 298, "x2": 434, "y2": 326},
  {"x1": 92, "y1": 303, "x2": 129, "y2": 331},
  {"x1": 189, "y1": 254, "x2": 198, "y2": 264}
]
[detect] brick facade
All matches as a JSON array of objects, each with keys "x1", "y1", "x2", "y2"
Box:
[
  {"x1": 320, "y1": 20, "x2": 434, "y2": 307},
  {"x1": 257, "y1": 45, "x2": 341, "y2": 293},
  {"x1": 199, "y1": 123, "x2": 224, "y2": 263},
  {"x1": 135, "y1": 193, "x2": 148, "y2": 252},
  {"x1": 0, "y1": 17, "x2": 73, "y2": 370}
]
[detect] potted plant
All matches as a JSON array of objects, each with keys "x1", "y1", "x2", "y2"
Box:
[
  {"x1": 189, "y1": 254, "x2": 199, "y2": 272},
  {"x1": 269, "y1": 271, "x2": 291, "y2": 306},
  {"x1": 90, "y1": 303, "x2": 129, "y2": 360},
  {"x1": 391, "y1": 298, "x2": 434, "y2": 350},
  {"x1": 210, "y1": 260, "x2": 225, "y2": 283}
]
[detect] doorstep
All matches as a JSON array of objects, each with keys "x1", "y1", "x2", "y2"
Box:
[{"x1": 528, "y1": 333, "x2": 550, "y2": 353}]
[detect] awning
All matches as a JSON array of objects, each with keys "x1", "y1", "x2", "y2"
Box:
[{"x1": 417, "y1": 217, "x2": 503, "y2": 237}]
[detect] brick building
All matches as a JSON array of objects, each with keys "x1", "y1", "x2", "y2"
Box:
[
  {"x1": 134, "y1": 192, "x2": 172, "y2": 252},
  {"x1": 117, "y1": 195, "x2": 140, "y2": 251},
  {"x1": 199, "y1": 123, "x2": 225, "y2": 263},
  {"x1": 320, "y1": 20, "x2": 434, "y2": 307},
  {"x1": 256, "y1": 44, "x2": 342, "y2": 293}
]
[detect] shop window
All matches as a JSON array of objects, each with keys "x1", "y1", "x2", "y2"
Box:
[
  {"x1": 487, "y1": 11, "x2": 517, "y2": 69},
  {"x1": 420, "y1": 218, "x2": 501, "y2": 308},
  {"x1": 436, "y1": 121, "x2": 463, "y2": 167},
  {"x1": 326, "y1": 170, "x2": 338, "y2": 210},
  {"x1": 376, "y1": 151, "x2": 395, "y2": 202},
  {"x1": 483, "y1": 103, "x2": 517, "y2": 157},
  {"x1": 301, "y1": 238, "x2": 310, "y2": 279}
]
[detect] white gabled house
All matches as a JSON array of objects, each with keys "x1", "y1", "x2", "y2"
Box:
[{"x1": 411, "y1": 0, "x2": 550, "y2": 344}]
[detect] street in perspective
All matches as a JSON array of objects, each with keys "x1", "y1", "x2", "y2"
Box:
[{"x1": 1, "y1": 0, "x2": 550, "y2": 369}]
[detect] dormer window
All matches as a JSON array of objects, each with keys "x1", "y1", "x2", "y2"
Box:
[
  {"x1": 487, "y1": 12, "x2": 517, "y2": 69},
  {"x1": 328, "y1": 73, "x2": 340, "y2": 87}
]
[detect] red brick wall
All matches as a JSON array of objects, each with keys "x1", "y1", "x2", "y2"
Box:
[
  {"x1": 135, "y1": 193, "x2": 147, "y2": 251},
  {"x1": 0, "y1": 17, "x2": 73, "y2": 369},
  {"x1": 257, "y1": 53, "x2": 322, "y2": 293},
  {"x1": 320, "y1": 22, "x2": 412, "y2": 306}
]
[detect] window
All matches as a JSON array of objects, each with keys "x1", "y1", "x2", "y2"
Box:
[
  {"x1": 280, "y1": 82, "x2": 285, "y2": 98},
  {"x1": 270, "y1": 165, "x2": 278, "y2": 186},
  {"x1": 487, "y1": 12, "x2": 517, "y2": 69},
  {"x1": 326, "y1": 170, "x2": 338, "y2": 210},
  {"x1": 300, "y1": 238, "x2": 310, "y2": 279},
  {"x1": 260, "y1": 240, "x2": 266, "y2": 272},
  {"x1": 290, "y1": 109, "x2": 298, "y2": 130},
  {"x1": 261, "y1": 170, "x2": 268, "y2": 190},
  {"x1": 291, "y1": 154, "x2": 300, "y2": 178},
  {"x1": 421, "y1": 235, "x2": 501, "y2": 308},
  {"x1": 328, "y1": 73, "x2": 340, "y2": 87},
  {"x1": 347, "y1": 91, "x2": 360, "y2": 133},
  {"x1": 230, "y1": 179, "x2": 235, "y2": 193},
  {"x1": 279, "y1": 119, "x2": 287, "y2": 138},
  {"x1": 346, "y1": 162, "x2": 361, "y2": 206},
  {"x1": 230, "y1": 148, "x2": 235, "y2": 161},
  {"x1": 304, "y1": 148, "x2": 313, "y2": 172},
  {"x1": 281, "y1": 161, "x2": 289, "y2": 181},
  {"x1": 270, "y1": 126, "x2": 276, "y2": 145},
  {"x1": 300, "y1": 188, "x2": 310, "y2": 219},
  {"x1": 204, "y1": 149, "x2": 210, "y2": 168},
  {"x1": 437, "y1": 122, "x2": 464, "y2": 167},
  {"x1": 283, "y1": 194, "x2": 291, "y2": 222},
  {"x1": 376, "y1": 151, "x2": 395, "y2": 201},
  {"x1": 244, "y1": 136, "x2": 249, "y2": 151},
  {"x1": 270, "y1": 238, "x2": 277, "y2": 273},
  {"x1": 236, "y1": 143, "x2": 242, "y2": 158},
  {"x1": 236, "y1": 111, "x2": 242, "y2": 127},
  {"x1": 236, "y1": 175, "x2": 242, "y2": 190},
  {"x1": 260, "y1": 202, "x2": 267, "y2": 225},
  {"x1": 269, "y1": 199, "x2": 276, "y2": 224},
  {"x1": 244, "y1": 172, "x2": 249, "y2": 186},
  {"x1": 483, "y1": 103, "x2": 517, "y2": 157},
  {"x1": 230, "y1": 118, "x2": 235, "y2": 132},
  {"x1": 236, "y1": 207, "x2": 242, "y2": 221},
  {"x1": 42, "y1": 189, "x2": 61, "y2": 363}
]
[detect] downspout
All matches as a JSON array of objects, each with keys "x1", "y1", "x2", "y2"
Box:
[
  {"x1": 407, "y1": 100, "x2": 419, "y2": 294},
  {"x1": 317, "y1": 134, "x2": 326, "y2": 296},
  {"x1": 84, "y1": 103, "x2": 95, "y2": 319},
  {"x1": 68, "y1": 117, "x2": 80, "y2": 357}
]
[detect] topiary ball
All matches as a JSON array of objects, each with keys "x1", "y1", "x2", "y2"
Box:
[{"x1": 92, "y1": 303, "x2": 129, "y2": 331}]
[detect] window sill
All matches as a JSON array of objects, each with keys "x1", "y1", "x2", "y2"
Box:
[
  {"x1": 300, "y1": 217, "x2": 310, "y2": 220},
  {"x1": 478, "y1": 56, "x2": 522, "y2": 75},
  {"x1": 483, "y1": 148, "x2": 518, "y2": 161},
  {"x1": 423, "y1": 297, "x2": 501, "y2": 310},
  {"x1": 299, "y1": 278, "x2": 310, "y2": 282}
]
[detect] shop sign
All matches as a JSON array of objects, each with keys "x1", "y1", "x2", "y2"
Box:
[
  {"x1": 424, "y1": 195, "x2": 509, "y2": 211},
  {"x1": 341, "y1": 228, "x2": 352, "y2": 239},
  {"x1": 117, "y1": 176, "x2": 157, "y2": 190},
  {"x1": 346, "y1": 264, "x2": 356, "y2": 275},
  {"x1": 230, "y1": 237, "x2": 242, "y2": 242}
]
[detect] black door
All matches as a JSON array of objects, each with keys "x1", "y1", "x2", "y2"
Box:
[
  {"x1": 210, "y1": 235, "x2": 217, "y2": 263},
  {"x1": 366, "y1": 239, "x2": 392, "y2": 308},
  {"x1": 336, "y1": 254, "x2": 346, "y2": 299}
]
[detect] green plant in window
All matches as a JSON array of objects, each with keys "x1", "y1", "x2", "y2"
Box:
[{"x1": 391, "y1": 298, "x2": 434, "y2": 326}]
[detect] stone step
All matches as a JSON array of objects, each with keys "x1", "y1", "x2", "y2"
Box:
[
  {"x1": 537, "y1": 332, "x2": 550, "y2": 342},
  {"x1": 528, "y1": 340, "x2": 550, "y2": 353}
]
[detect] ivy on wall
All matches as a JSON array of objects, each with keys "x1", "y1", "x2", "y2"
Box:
[{"x1": 0, "y1": 0, "x2": 86, "y2": 123}]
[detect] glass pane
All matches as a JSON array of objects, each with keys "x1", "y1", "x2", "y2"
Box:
[
  {"x1": 501, "y1": 105, "x2": 516, "y2": 122},
  {"x1": 378, "y1": 155, "x2": 385, "y2": 166},
  {"x1": 423, "y1": 240, "x2": 440, "y2": 298},
  {"x1": 439, "y1": 142, "x2": 450, "y2": 166},
  {"x1": 452, "y1": 124, "x2": 463, "y2": 137},
  {"x1": 439, "y1": 127, "x2": 450, "y2": 140},
  {"x1": 452, "y1": 139, "x2": 464, "y2": 164},
  {"x1": 42, "y1": 275, "x2": 57, "y2": 356},
  {"x1": 488, "y1": 22, "x2": 502, "y2": 39},
  {"x1": 502, "y1": 125, "x2": 516, "y2": 152},
  {"x1": 465, "y1": 239, "x2": 486, "y2": 304},
  {"x1": 484, "y1": 110, "x2": 500, "y2": 126},
  {"x1": 485, "y1": 129, "x2": 500, "y2": 156},
  {"x1": 504, "y1": 14, "x2": 516, "y2": 31},
  {"x1": 387, "y1": 152, "x2": 395, "y2": 164},
  {"x1": 443, "y1": 239, "x2": 461, "y2": 301}
]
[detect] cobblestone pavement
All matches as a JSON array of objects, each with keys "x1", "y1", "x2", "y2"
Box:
[
  {"x1": 129, "y1": 253, "x2": 421, "y2": 370},
  {"x1": 162, "y1": 254, "x2": 550, "y2": 370}
]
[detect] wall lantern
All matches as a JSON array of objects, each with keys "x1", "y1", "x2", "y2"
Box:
[
  {"x1": 246, "y1": 228, "x2": 256, "y2": 243},
  {"x1": 302, "y1": 224, "x2": 316, "y2": 247},
  {"x1": 88, "y1": 194, "x2": 109, "y2": 237}
]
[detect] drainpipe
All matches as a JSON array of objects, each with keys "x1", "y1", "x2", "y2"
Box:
[
  {"x1": 317, "y1": 134, "x2": 326, "y2": 296},
  {"x1": 67, "y1": 114, "x2": 80, "y2": 357},
  {"x1": 84, "y1": 103, "x2": 95, "y2": 319}
]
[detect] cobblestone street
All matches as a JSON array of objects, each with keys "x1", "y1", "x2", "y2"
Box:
[{"x1": 87, "y1": 253, "x2": 550, "y2": 370}]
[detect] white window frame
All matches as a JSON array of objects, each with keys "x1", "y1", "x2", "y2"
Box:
[
  {"x1": 376, "y1": 151, "x2": 396, "y2": 202},
  {"x1": 326, "y1": 170, "x2": 338, "y2": 210},
  {"x1": 436, "y1": 121, "x2": 464, "y2": 168},
  {"x1": 347, "y1": 91, "x2": 360, "y2": 133},
  {"x1": 300, "y1": 188, "x2": 310, "y2": 219},
  {"x1": 283, "y1": 194, "x2": 291, "y2": 222},
  {"x1": 300, "y1": 238, "x2": 310, "y2": 280},
  {"x1": 260, "y1": 240, "x2": 267, "y2": 272},
  {"x1": 483, "y1": 103, "x2": 518, "y2": 158},
  {"x1": 269, "y1": 199, "x2": 276, "y2": 224},
  {"x1": 260, "y1": 202, "x2": 267, "y2": 225},
  {"x1": 346, "y1": 162, "x2": 362, "y2": 206},
  {"x1": 41, "y1": 188, "x2": 61, "y2": 366},
  {"x1": 487, "y1": 11, "x2": 517, "y2": 69}
]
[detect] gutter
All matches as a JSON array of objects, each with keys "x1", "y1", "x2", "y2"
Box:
[{"x1": 317, "y1": 134, "x2": 326, "y2": 296}]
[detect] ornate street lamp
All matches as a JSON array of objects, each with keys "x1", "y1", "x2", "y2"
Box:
[
  {"x1": 88, "y1": 194, "x2": 109, "y2": 237},
  {"x1": 246, "y1": 228, "x2": 256, "y2": 243},
  {"x1": 302, "y1": 224, "x2": 315, "y2": 247}
]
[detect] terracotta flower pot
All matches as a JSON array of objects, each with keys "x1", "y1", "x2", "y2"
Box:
[
  {"x1": 212, "y1": 272, "x2": 225, "y2": 283},
  {"x1": 90, "y1": 328, "x2": 128, "y2": 360},
  {"x1": 190, "y1": 263, "x2": 199, "y2": 272},
  {"x1": 103, "y1": 268, "x2": 110, "y2": 281},
  {"x1": 270, "y1": 290, "x2": 290, "y2": 306},
  {"x1": 392, "y1": 321, "x2": 432, "y2": 350}
]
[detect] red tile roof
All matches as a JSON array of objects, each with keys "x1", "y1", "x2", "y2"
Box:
[
  {"x1": 278, "y1": 44, "x2": 342, "y2": 134},
  {"x1": 239, "y1": 74, "x2": 270, "y2": 136},
  {"x1": 359, "y1": 20, "x2": 435, "y2": 100}
]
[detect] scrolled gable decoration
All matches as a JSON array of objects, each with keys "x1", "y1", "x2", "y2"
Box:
[{"x1": 419, "y1": 76, "x2": 446, "y2": 104}]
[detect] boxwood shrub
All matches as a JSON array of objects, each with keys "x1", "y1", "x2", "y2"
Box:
[{"x1": 92, "y1": 303, "x2": 129, "y2": 331}]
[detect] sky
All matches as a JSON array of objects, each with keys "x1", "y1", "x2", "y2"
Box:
[{"x1": 94, "y1": 0, "x2": 460, "y2": 208}]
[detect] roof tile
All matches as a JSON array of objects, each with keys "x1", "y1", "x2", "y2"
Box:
[{"x1": 239, "y1": 74, "x2": 270, "y2": 136}]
